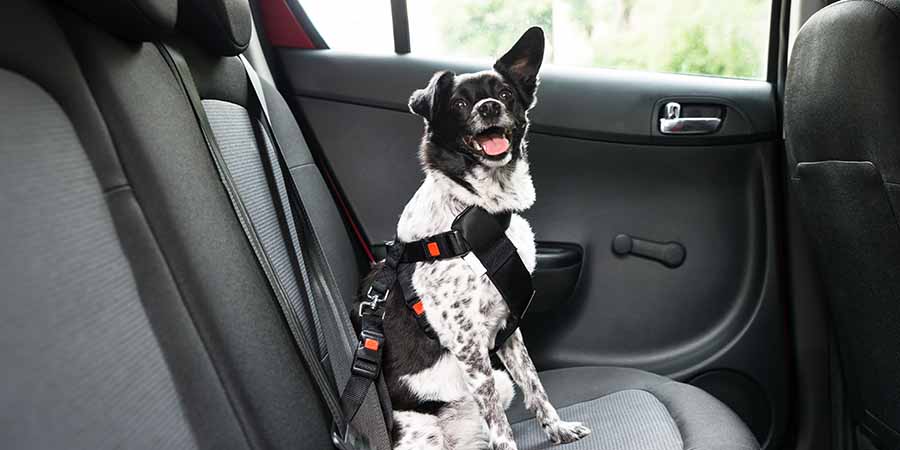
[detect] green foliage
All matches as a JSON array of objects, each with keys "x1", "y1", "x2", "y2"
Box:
[
  {"x1": 666, "y1": 25, "x2": 761, "y2": 78},
  {"x1": 429, "y1": 0, "x2": 770, "y2": 79},
  {"x1": 440, "y1": 0, "x2": 553, "y2": 60}
]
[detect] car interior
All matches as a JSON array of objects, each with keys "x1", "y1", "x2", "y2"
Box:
[{"x1": 1, "y1": 0, "x2": 897, "y2": 449}]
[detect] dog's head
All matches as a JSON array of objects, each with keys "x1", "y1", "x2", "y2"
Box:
[{"x1": 410, "y1": 27, "x2": 544, "y2": 179}]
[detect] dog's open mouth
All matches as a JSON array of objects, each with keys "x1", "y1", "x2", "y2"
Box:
[{"x1": 465, "y1": 126, "x2": 512, "y2": 158}]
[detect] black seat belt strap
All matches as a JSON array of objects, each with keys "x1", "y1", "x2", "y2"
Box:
[
  {"x1": 239, "y1": 55, "x2": 390, "y2": 450},
  {"x1": 157, "y1": 43, "x2": 357, "y2": 445}
]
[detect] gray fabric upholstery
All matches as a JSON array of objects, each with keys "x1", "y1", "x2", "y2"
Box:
[
  {"x1": 0, "y1": 68, "x2": 196, "y2": 450},
  {"x1": 61, "y1": 11, "x2": 334, "y2": 449},
  {"x1": 785, "y1": 0, "x2": 900, "y2": 183},
  {"x1": 61, "y1": 0, "x2": 177, "y2": 42},
  {"x1": 648, "y1": 379, "x2": 759, "y2": 450},
  {"x1": 260, "y1": 74, "x2": 362, "y2": 312},
  {"x1": 1, "y1": 0, "x2": 128, "y2": 193},
  {"x1": 178, "y1": 0, "x2": 252, "y2": 56},
  {"x1": 203, "y1": 99, "x2": 323, "y2": 352},
  {"x1": 3, "y1": 2, "x2": 334, "y2": 449},
  {"x1": 512, "y1": 390, "x2": 682, "y2": 450},
  {"x1": 509, "y1": 367, "x2": 759, "y2": 450},
  {"x1": 202, "y1": 96, "x2": 392, "y2": 448},
  {"x1": 5, "y1": 2, "x2": 254, "y2": 448},
  {"x1": 785, "y1": 0, "x2": 900, "y2": 446},
  {"x1": 254, "y1": 77, "x2": 395, "y2": 444},
  {"x1": 507, "y1": 366, "x2": 673, "y2": 421}
]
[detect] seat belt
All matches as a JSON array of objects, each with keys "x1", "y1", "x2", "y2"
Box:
[
  {"x1": 157, "y1": 44, "x2": 374, "y2": 450},
  {"x1": 238, "y1": 55, "x2": 392, "y2": 450}
]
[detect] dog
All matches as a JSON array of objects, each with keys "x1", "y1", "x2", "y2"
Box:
[{"x1": 360, "y1": 27, "x2": 591, "y2": 450}]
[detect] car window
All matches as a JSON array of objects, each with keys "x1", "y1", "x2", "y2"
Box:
[
  {"x1": 300, "y1": 0, "x2": 772, "y2": 79},
  {"x1": 300, "y1": 0, "x2": 395, "y2": 54}
]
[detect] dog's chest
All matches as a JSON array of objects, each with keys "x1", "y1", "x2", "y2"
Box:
[{"x1": 397, "y1": 183, "x2": 536, "y2": 344}]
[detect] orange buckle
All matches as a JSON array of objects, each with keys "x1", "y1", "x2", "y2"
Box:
[
  {"x1": 412, "y1": 300, "x2": 425, "y2": 316},
  {"x1": 426, "y1": 241, "x2": 441, "y2": 257},
  {"x1": 363, "y1": 338, "x2": 379, "y2": 351}
]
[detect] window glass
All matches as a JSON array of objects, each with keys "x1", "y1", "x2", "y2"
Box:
[
  {"x1": 300, "y1": 0, "x2": 395, "y2": 54},
  {"x1": 409, "y1": 0, "x2": 771, "y2": 79}
]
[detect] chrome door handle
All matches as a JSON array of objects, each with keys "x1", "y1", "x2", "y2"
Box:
[{"x1": 659, "y1": 102, "x2": 722, "y2": 135}]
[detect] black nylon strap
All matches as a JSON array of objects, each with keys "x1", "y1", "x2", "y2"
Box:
[
  {"x1": 335, "y1": 239, "x2": 404, "y2": 423},
  {"x1": 387, "y1": 206, "x2": 534, "y2": 351},
  {"x1": 239, "y1": 56, "x2": 390, "y2": 449},
  {"x1": 246, "y1": 84, "x2": 330, "y2": 364},
  {"x1": 395, "y1": 265, "x2": 436, "y2": 339},
  {"x1": 157, "y1": 44, "x2": 349, "y2": 435},
  {"x1": 398, "y1": 231, "x2": 469, "y2": 262},
  {"x1": 452, "y1": 206, "x2": 534, "y2": 350}
]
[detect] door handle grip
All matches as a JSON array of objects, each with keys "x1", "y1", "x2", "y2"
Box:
[
  {"x1": 659, "y1": 101, "x2": 722, "y2": 135},
  {"x1": 659, "y1": 117, "x2": 722, "y2": 134},
  {"x1": 612, "y1": 234, "x2": 686, "y2": 268}
]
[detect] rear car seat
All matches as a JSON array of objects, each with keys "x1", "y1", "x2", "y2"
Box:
[
  {"x1": 3, "y1": 0, "x2": 334, "y2": 448},
  {"x1": 1, "y1": 0, "x2": 761, "y2": 449}
]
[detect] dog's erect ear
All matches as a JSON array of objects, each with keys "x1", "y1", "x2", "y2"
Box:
[
  {"x1": 494, "y1": 27, "x2": 545, "y2": 103},
  {"x1": 409, "y1": 71, "x2": 455, "y2": 121}
]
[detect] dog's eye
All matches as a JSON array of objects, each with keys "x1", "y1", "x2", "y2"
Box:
[
  {"x1": 499, "y1": 90, "x2": 513, "y2": 102},
  {"x1": 454, "y1": 99, "x2": 468, "y2": 110}
]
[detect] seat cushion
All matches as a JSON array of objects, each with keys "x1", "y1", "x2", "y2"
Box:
[{"x1": 508, "y1": 367, "x2": 758, "y2": 450}]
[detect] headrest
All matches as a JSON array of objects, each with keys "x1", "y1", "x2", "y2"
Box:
[
  {"x1": 177, "y1": 0, "x2": 252, "y2": 56},
  {"x1": 61, "y1": 0, "x2": 178, "y2": 42}
]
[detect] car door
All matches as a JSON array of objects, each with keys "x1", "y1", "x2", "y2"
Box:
[{"x1": 253, "y1": 1, "x2": 792, "y2": 448}]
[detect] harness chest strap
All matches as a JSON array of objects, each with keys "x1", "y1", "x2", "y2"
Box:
[{"x1": 385, "y1": 205, "x2": 535, "y2": 349}]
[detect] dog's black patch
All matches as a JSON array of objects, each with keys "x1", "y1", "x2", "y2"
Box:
[
  {"x1": 354, "y1": 265, "x2": 445, "y2": 413},
  {"x1": 411, "y1": 400, "x2": 447, "y2": 416}
]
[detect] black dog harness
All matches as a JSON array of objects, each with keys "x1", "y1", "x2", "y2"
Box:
[{"x1": 337, "y1": 205, "x2": 535, "y2": 442}]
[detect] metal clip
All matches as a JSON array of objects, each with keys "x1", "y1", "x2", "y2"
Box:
[
  {"x1": 358, "y1": 286, "x2": 389, "y2": 318},
  {"x1": 366, "y1": 286, "x2": 388, "y2": 303}
]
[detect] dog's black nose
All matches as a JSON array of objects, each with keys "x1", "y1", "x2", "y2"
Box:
[{"x1": 478, "y1": 101, "x2": 501, "y2": 120}]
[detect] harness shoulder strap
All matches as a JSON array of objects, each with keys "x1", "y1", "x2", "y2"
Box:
[{"x1": 397, "y1": 206, "x2": 535, "y2": 350}]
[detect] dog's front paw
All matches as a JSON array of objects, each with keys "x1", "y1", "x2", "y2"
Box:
[
  {"x1": 492, "y1": 440, "x2": 517, "y2": 450},
  {"x1": 544, "y1": 420, "x2": 591, "y2": 444}
]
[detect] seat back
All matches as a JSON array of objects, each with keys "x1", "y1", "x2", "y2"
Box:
[
  {"x1": 165, "y1": 0, "x2": 393, "y2": 443},
  {"x1": 0, "y1": 1, "x2": 204, "y2": 448},
  {"x1": 1, "y1": 0, "x2": 347, "y2": 447},
  {"x1": 785, "y1": 0, "x2": 900, "y2": 447}
]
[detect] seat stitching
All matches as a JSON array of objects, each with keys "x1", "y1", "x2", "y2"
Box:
[
  {"x1": 288, "y1": 161, "x2": 316, "y2": 171},
  {"x1": 636, "y1": 386, "x2": 686, "y2": 449},
  {"x1": 119, "y1": 179, "x2": 259, "y2": 450},
  {"x1": 650, "y1": 381, "x2": 759, "y2": 450},
  {"x1": 103, "y1": 183, "x2": 131, "y2": 194}
]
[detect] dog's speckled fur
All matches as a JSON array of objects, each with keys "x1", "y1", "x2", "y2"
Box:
[{"x1": 360, "y1": 28, "x2": 590, "y2": 450}]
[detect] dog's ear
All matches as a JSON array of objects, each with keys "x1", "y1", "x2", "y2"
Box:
[
  {"x1": 409, "y1": 71, "x2": 455, "y2": 121},
  {"x1": 494, "y1": 27, "x2": 545, "y2": 105}
]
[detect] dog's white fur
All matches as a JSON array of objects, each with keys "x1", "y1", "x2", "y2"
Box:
[
  {"x1": 399, "y1": 353, "x2": 515, "y2": 408},
  {"x1": 392, "y1": 152, "x2": 590, "y2": 449}
]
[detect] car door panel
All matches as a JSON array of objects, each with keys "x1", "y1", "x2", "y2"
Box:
[{"x1": 282, "y1": 49, "x2": 787, "y2": 448}]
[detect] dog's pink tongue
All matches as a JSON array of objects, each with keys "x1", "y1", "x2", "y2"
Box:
[{"x1": 478, "y1": 135, "x2": 509, "y2": 156}]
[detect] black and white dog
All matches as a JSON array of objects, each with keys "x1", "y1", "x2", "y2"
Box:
[{"x1": 366, "y1": 27, "x2": 591, "y2": 450}]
